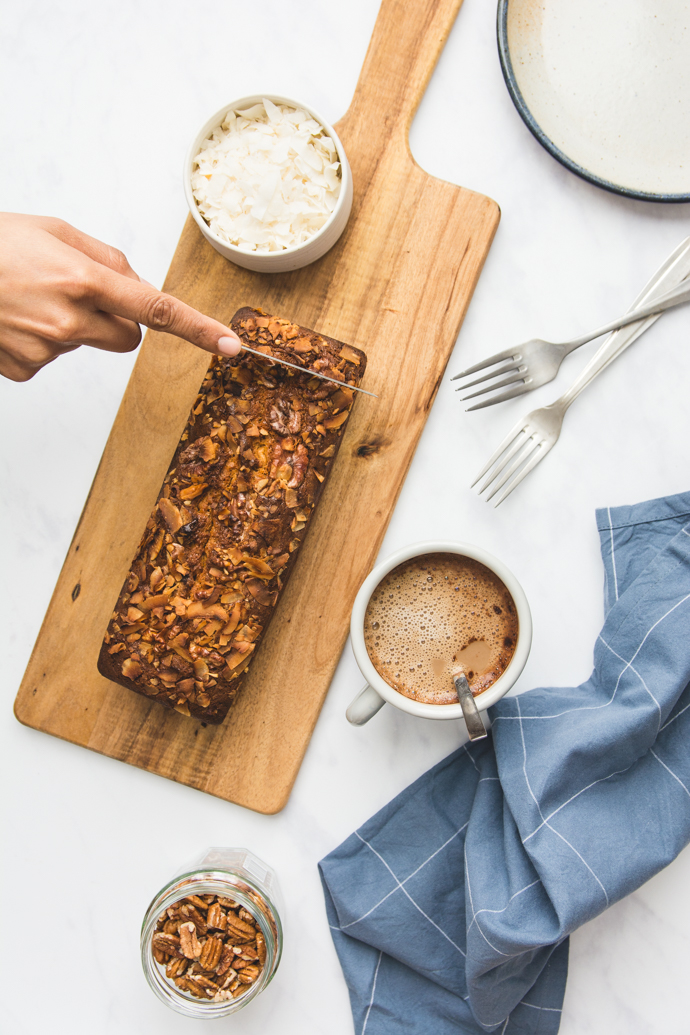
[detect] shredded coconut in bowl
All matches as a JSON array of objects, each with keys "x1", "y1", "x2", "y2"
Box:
[{"x1": 191, "y1": 98, "x2": 342, "y2": 254}]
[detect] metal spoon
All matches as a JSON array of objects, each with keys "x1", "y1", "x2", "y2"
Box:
[{"x1": 454, "y1": 673, "x2": 487, "y2": 741}]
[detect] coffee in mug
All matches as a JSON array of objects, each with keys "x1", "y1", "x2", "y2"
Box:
[{"x1": 363, "y1": 552, "x2": 518, "y2": 705}]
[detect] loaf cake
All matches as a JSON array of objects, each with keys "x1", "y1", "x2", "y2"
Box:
[{"x1": 98, "y1": 307, "x2": 367, "y2": 723}]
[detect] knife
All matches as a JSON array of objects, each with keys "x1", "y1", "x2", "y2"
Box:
[{"x1": 239, "y1": 342, "x2": 378, "y2": 398}]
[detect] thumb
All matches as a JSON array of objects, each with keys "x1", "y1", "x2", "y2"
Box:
[{"x1": 91, "y1": 266, "x2": 242, "y2": 357}]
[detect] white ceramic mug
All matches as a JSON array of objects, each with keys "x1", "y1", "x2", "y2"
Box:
[{"x1": 346, "y1": 540, "x2": 532, "y2": 725}]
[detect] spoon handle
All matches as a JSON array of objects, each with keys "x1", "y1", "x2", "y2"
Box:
[{"x1": 454, "y1": 674, "x2": 488, "y2": 741}]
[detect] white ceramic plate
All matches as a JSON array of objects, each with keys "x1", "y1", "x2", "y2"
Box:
[{"x1": 498, "y1": 0, "x2": 690, "y2": 202}]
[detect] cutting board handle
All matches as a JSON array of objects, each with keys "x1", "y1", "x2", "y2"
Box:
[{"x1": 338, "y1": 0, "x2": 463, "y2": 144}]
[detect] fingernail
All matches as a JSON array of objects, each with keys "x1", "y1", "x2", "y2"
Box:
[
  {"x1": 139, "y1": 278, "x2": 157, "y2": 289},
  {"x1": 217, "y1": 335, "x2": 241, "y2": 356}
]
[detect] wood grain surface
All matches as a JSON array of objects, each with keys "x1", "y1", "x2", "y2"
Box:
[{"x1": 14, "y1": 0, "x2": 499, "y2": 813}]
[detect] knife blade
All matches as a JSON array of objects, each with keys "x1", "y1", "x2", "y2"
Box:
[{"x1": 239, "y1": 342, "x2": 378, "y2": 398}]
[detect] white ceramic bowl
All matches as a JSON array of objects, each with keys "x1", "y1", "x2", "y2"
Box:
[
  {"x1": 347, "y1": 540, "x2": 532, "y2": 724},
  {"x1": 184, "y1": 94, "x2": 353, "y2": 273}
]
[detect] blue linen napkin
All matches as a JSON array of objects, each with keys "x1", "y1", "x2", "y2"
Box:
[{"x1": 319, "y1": 491, "x2": 690, "y2": 1034}]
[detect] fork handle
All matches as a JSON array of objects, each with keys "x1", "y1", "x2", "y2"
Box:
[
  {"x1": 566, "y1": 278, "x2": 690, "y2": 352},
  {"x1": 560, "y1": 270, "x2": 690, "y2": 409}
]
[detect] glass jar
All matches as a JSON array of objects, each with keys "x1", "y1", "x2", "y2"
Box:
[{"x1": 141, "y1": 847, "x2": 283, "y2": 1018}]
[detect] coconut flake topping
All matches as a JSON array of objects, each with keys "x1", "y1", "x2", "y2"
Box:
[{"x1": 191, "y1": 98, "x2": 342, "y2": 254}]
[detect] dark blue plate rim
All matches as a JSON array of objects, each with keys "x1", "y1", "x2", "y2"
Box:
[{"x1": 496, "y1": 0, "x2": 690, "y2": 204}]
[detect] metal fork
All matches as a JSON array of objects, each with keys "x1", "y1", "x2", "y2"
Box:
[
  {"x1": 473, "y1": 239, "x2": 690, "y2": 506},
  {"x1": 453, "y1": 237, "x2": 690, "y2": 409}
]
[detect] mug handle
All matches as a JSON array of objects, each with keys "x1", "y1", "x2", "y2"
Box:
[{"x1": 346, "y1": 684, "x2": 386, "y2": 725}]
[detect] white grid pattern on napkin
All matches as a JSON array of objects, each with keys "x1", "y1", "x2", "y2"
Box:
[
  {"x1": 361, "y1": 950, "x2": 382, "y2": 1035},
  {"x1": 607, "y1": 507, "x2": 620, "y2": 602},
  {"x1": 348, "y1": 831, "x2": 467, "y2": 955},
  {"x1": 333, "y1": 822, "x2": 469, "y2": 933}
]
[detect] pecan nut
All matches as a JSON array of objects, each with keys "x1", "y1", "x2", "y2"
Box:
[
  {"x1": 256, "y1": 930, "x2": 267, "y2": 967},
  {"x1": 199, "y1": 936, "x2": 223, "y2": 972},
  {"x1": 166, "y1": 957, "x2": 188, "y2": 980},
  {"x1": 238, "y1": 965, "x2": 260, "y2": 984},
  {"x1": 152, "y1": 932, "x2": 182, "y2": 958},
  {"x1": 225, "y1": 914, "x2": 256, "y2": 943},
  {"x1": 207, "y1": 902, "x2": 227, "y2": 931},
  {"x1": 179, "y1": 922, "x2": 203, "y2": 960},
  {"x1": 216, "y1": 944, "x2": 237, "y2": 977}
]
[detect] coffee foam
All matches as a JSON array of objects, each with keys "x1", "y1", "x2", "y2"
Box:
[{"x1": 364, "y1": 553, "x2": 518, "y2": 705}]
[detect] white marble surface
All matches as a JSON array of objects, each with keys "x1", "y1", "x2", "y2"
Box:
[{"x1": 2, "y1": 1, "x2": 690, "y2": 1033}]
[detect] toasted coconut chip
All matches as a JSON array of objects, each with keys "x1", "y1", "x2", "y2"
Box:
[
  {"x1": 122, "y1": 657, "x2": 143, "y2": 680},
  {"x1": 245, "y1": 578, "x2": 273, "y2": 606},
  {"x1": 159, "y1": 497, "x2": 183, "y2": 534},
  {"x1": 186, "y1": 601, "x2": 229, "y2": 622},
  {"x1": 242, "y1": 556, "x2": 275, "y2": 578}
]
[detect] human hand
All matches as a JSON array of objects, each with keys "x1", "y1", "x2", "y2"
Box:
[{"x1": 0, "y1": 213, "x2": 242, "y2": 381}]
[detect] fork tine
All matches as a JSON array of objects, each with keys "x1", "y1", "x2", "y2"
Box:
[
  {"x1": 470, "y1": 417, "x2": 532, "y2": 488},
  {"x1": 460, "y1": 369, "x2": 528, "y2": 400},
  {"x1": 450, "y1": 348, "x2": 521, "y2": 380},
  {"x1": 484, "y1": 435, "x2": 542, "y2": 500},
  {"x1": 492, "y1": 441, "x2": 553, "y2": 506},
  {"x1": 454, "y1": 360, "x2": 521, "y2": 391},
  {"x1": 478, "y1": 431, "x2": 536, "y2": 495},
  {"x1": 466, "y1": 380, "x2": 536, "y2": 411}
]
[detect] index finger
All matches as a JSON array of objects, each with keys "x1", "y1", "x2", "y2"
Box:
[{"x1": 90, "y1": 265, "x2": 242, "y2": 357}]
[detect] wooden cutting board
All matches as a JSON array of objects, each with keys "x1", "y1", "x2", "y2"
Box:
[{"x1": 14, "y1": 0, "x2": 499, "y2": 813}]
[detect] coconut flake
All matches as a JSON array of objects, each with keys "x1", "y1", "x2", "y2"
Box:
[{"x1": 191, "y1": 99, "x2": 342, "y2": 254}]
